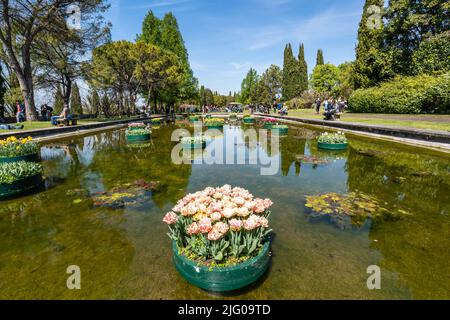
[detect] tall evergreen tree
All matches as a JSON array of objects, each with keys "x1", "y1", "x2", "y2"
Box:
[
  {"x1": 137, "y1": 10, "x2": 161, "y2": 44},
  {"x1": 53, "y1": 86, "x2": 64, "y2": 114},
  {"x1": 88, "y1": 89, "x2": 100, "y2": 116},
  {"x1": 70, "y1": 83, "x2": 83, "y2": 115},
  {"x1": 316, "y1": 49, "x2": 324, "y2": 66},
  {"x1": 282, "y1": 44, "x2": 297, "y2": 101},
  {"x1": 298, "y1": 43, "x2": 309, "y2": 94},
  {"x1": 353, "y1": 0, "x2": 392, "y2": 88},
  {"x1": 240, "y1": 68, "x2": 259, "y2": 104}
]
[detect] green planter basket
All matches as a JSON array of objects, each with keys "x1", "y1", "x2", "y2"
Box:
[
  {"x1": 0, "y1": 173, "x2": 43, "y2": 199},
  {"x1": 173, "y1": 241, "x2": 271, "y2": 292},
  {"x1": 243, "y1": 118, "x2": 255, "y2": 124},
  {"x1": 126, "y1": 133, "x2": 151, "y2": 142},
  {"x1": 182, "y1": 141, "x2": 206, "y2": 149},
  {"x1": 263, "y1": 123, "x2": 275, "y2": 130},
  {"x1": 128, "y1": 127, "x2": 146, "y2": 131},
  {"x1": 318, "y1": 142, "x2": 349, "y2": 150},
  {"x1": 206, "y1": 125, "x2": 224, "y2": 130},
  {"x1": 176, "y1": 116, "x2": 185, "y2": 121},
  {"x1": 151, "y1": 120, "x2": 162, "y2": 125},
  {"x1": 0, "y1": 153, "x2": 40, "y2": 164}
]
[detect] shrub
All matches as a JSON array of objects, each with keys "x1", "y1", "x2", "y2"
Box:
[
  {"x1": 0, "y1": 161, "x2": 43, "y2": 184},
  {"x1": 0, "y1": 137, "x2": 39, "y2": 158},
  {"x1": 348, "y1": 73, "x2": 450, "y2": 114}
]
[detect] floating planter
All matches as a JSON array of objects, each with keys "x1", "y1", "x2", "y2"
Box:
[
  {"x1": 305, "y1": 192, "x2": 411, "y2": 230},
  {"x1": 151, "y1": 118, "x2": 162, "y2": 125},
  {"x1": 229, "y1": 113, "x2": 238, "y2": 120},
  {"x1": 271, "y1": 125, "x2": 289, "y2": 135},
  {"x1": 189, "y1": 116, "x2": 201, "y2": 123},
  {"x1": 181, "y1": 137, "x2": 206, "y2": 149},
  {"x1": 127, "y1": 122, "x2": 147, "y2": 131},
  {"x1": 0, "y1": 136, "x2": 40, "y2": 163},
  {"x1": 261, "y1": 118, "x2": 278, "y2": 129},
  {"x1": 204, "y1": 118, "x2": 225, "y2": 129},
  {"x1": 0, "y1": 161, "x2": 43, "y2": 199},
  {"x1": 126, "y1": 128, "x2": 152, "y2": 142},
  {"x1": 243, "y1": 116, "x2": 255, "y2": 124},
  {"x1": 317, "y1": 132, "x2": 348, "y2": 150},
  {"x1": 163, "y1": 185, "x2": 273, "y2": 292}
]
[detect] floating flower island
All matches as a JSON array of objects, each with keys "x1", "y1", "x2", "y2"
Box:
[
  {"x1": 318, "y1": 132, "x2": 348, "y2": 150},
  {"x1": 126, "y1": 127, "x2": 152, "y2": 142},
  {"x1": 0, "y1": 161, "x2": 43, "y2": 199},
  {"x1": 0, "y1": 136, "x2": 40, "y2": 163},
  {"x1": 243, "y1": 116, "x2": 256, "y2": 124},
  {"x1": 261, "y1": 118, "x2": 278, "y2": 129},
  {"x1": 163, "y1": 185, "x2": 273, "y2": 292},
  {"x1": 127, "y1": 122, "x2": 147, "y2": 131},
  {"x1": 204, "y1": 118, "x2": 225, "y2": 129},
  {"x1": 181, "y1": 136, "x2": 207, "y2": 149},
  {"x1": 189, "y1": 115, "x2": 201, "y2": 123}
]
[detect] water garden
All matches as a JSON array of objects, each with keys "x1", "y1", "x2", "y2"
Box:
[{"x1": 0, "y1": 116, "x2": 449, "y2": 299}]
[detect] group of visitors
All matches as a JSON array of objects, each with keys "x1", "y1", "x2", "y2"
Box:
[
  {"x1": 0, "y1": 101, "x2": 25, "y2": 130},
  {"x1": 40, "y1": 104, "x2": 54, "y2": 121},
  {"x1": 315, "y1": 97, "x2": 347, "y2": 121}
]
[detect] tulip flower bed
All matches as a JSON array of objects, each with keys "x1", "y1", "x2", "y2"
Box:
[
  {"x1": 0, "y1": 161, "x2": 43, "y2": 198},
  {"x1": 181, "y1": 136, "x2": 206, "y2": 149},
  {"x1": 204, "y1": 118, "x2": 225, "y2": 129},
  {"x1": 163, "y1": 185, "x2": 273, "y2": 291},
  {"x1": 0, "y1": 136, "x2": 40, "y2": 163},
  {"x1": 189, "y1": 116, "x2": 201, "y2": 123},
  {"x1": 126, "y1": 128, "x2": 152, "y2": 142},
  {"x1": 128, "y1": 122, "x2": 147, "y2": 130},
  {"x1": 262, "y1": 118, "x2": 278, "y2": 129},
  {"x1": 318, "y1": 132, "x2": 348, "y2": 150}
]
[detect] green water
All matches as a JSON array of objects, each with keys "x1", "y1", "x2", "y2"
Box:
[{"x1": 0, "y1": 123, "x2": 449, "y2": 299}]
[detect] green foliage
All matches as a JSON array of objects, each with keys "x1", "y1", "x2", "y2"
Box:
[
  {"x1": 125, "y1": 128, "x2": 151, "y2": 136},
  {"x1": 411, "y1": 32, "x2": 450, "y2": 75},
  {"x1": 204, "y1": 118, "x2": 225, "y2": 126},
  {"x1": 87, "y1": 89, "x2": 100, "y2": 116},
  {"x1": 348, "y1": 73, "x2": 450, "y2": 114},
  {"x1": 311, "y1": 64, "x2": 340, "y2": 93},
  {"x1": 240, "y1": 68, "x2": 259, "y2": 104},
  {"x1": 0, "y1": 161, "x2": 42, "y2": 184},
  {"x1": 297, "y1": 44, "x2": 308, "y2": 94},
  {"x1": 53, "y1": 86, "x2": 64, "y2": 114},
  {"x1": 318, "y1": 132, "x2": 348, "y2": 144},
  {"x1": 282, "y1": 43, "x2": 298, "y2": 101},
  {"x1": 0, "y1": 137, "x2": 39, "y2": 158},
  {"x1": 4, "y1": 86, "x2": 22, "y2": 108},
  {"x1": 316, "y1": 49, "x2": 324, "y2": 66},
  {"x1": 353, "y1": 0, "x2": 391, "y2": 89},
  {"x1": 70, "y1": 83, "x2": 83, "y2": 115}
]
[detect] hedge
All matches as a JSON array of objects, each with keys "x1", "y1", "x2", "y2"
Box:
[{"x1": 348, "y1": 73, "x2": 450, "y2": 114}]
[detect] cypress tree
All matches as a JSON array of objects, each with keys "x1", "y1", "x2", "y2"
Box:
[
  {"x1": 282, "y1": 44, "x2": 297, "y2": 101},
  {"x1": 353, "y1": 0, "x2": 390, "y2": 88},
  {"x1": 70, "y1": 82, "x2": 83, "y2": 115},
  {"x1": 137, "y1": 10, "x2": 161, "y2": 45},
  {"x1": 298, "y1": 43, "x2": 308, "y2": 93},
  {"x1": 316, "y1": 49, "x2": 324, "y2": 66},
  {"x1": 53, "y1": 86, "x2": 64, "y2": 114},
  {"x1": 90, "y1": 89, "x2": 100, "y2": 116}
]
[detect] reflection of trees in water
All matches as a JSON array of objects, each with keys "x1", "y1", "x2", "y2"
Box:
[
  {"x1": 0, "y1": 190, "x2": 134, "y2": 299},
  {"x1": 89, "y1": 125, "x2": 192, "y2": 210},
  {"x1": 279, "y1": 131, "x2": 306, "y2": 176},
  {"x1": 346, "y1": 142, "x2": 450, "y2": 299}
]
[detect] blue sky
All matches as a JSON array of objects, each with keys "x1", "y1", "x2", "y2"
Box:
[{"x1": 107, "y1": 0, "x2": 365, "y2": 95}]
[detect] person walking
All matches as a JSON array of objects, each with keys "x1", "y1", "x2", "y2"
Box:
[
  {"x1": 16, "y1": 101, "x2": 25, "y2": 123},
  {"x1": 315, "y1": 98, "x2": 322, "y2": 114}
]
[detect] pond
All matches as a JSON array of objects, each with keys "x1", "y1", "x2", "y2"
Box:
[{"x1": 0, "y1": 121, "x2": 449, "y2": 299}]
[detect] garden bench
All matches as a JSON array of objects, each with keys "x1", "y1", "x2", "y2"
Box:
[{"x1": 57, "y1": 116, "x2": 78, "y2": 126}]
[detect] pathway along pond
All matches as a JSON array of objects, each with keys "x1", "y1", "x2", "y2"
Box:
[{"x1": 0, "y1": 122, "x2": 449, "y2": 299}]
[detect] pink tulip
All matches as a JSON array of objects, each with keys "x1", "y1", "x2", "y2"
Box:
[
  {"x1": 229, "y1": 219, "x2": 243, "y2": 232},
  {"x1": 163, "y1": 212, "x2": 178, "y2": 225},
  {"x1": 187, "y1": 223, "x2": 200, "y2": 235},
  {"x1": 198, "y1": 218, "x2": 213, "y2": 233}
]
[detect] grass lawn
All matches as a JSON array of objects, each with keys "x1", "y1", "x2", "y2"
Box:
[{"x1": 286, "y1": 109, "x2": 450, "y2": 132}]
